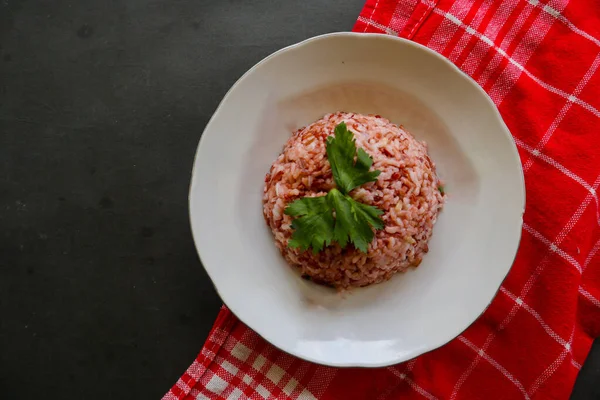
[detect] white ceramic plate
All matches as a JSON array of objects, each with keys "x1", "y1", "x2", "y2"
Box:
[{"x1": 189, "y1": 32, "x2": 525, "y2": 367}]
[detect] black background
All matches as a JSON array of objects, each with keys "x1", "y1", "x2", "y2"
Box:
[{"x1": 1, "y1": 0, "x2": 598, "y2": 398}]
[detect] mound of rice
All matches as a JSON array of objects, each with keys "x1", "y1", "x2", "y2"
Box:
[{"x1": 262, "y1": 112, "x2": 445, "y2": 289}]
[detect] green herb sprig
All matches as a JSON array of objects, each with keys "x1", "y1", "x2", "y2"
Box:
[{"x1": 284, "y1": 122, "x2": 384, "y2": 254}]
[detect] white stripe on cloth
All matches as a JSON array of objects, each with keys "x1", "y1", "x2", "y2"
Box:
[
  {"x1": 460, "y1": 0, "x2": 521, "y2": 76},
  {"x1": 426, "y1": 0, "x2": 475, "y2": 54},
  {"x1": 526, "y1": 0, "x2": 600, "y2": 47},
  {"x1": 379, "y1": 360, "x2": 420, "y2": 400},
  {"x1": 447, "y1": 0, "x2": 495, "y2": 63},
  {"x1": 513, "y1": 138, "x2": 600, "y2": 221},
  {"x1": 204, "y1": 374, "x2": 228, "y2": 396},
  {"x1": 500, "y1": 287, "x2": 569, "y2": 347},
  {"x1": 458, "y1": 336, "x2": 531, "y2": 399},
  {"x1": 356, "y1": 16, "x2": 400, "y2": 35},
  {"x1": 387, "y1": 0, "x2": 415, "y2": 34},
  {"x1": 487, "y1": 0, "x2": 570, "y2": 104},
  {"x1": 528, "y1": 327, "x2": 576, "y2": 396},
  {"x1": 584, "y1": 238, "x2": 600, "y2": 268},
  {"x1": 475, "y1": 0, "x2": 537, "y2": 88},
  {"x1": 579, "y1": 286, "x2": 600, "y2": 308},
  {"x1": 388, "y1": 366, "x2": 439, "y2": 400},
  {"x1": 524, "y1": 51, "x2": 600, "y2": 172},
  {"x1": 523, "y1": 223, "x2": 583, "y2": 274},
  {"x1": 363, "y1": 0, "x2": 382, "y2": 33}
]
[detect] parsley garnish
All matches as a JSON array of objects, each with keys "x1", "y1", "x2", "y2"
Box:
[
  {"x1": 284, "y1": 122, "x2": 384, "y2": 254},
  {"x1": 326, "y1": 123, "x2": 381, "y2": 194},
  {"x1": 286, "y1": 195, "x2": 335, "y2": 254}
]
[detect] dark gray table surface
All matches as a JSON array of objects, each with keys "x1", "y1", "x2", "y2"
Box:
[{"x1": 1, "y1": 0, "x2": 598, "y2": 399}]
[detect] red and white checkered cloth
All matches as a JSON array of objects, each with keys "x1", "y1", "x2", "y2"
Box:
[{"x1": 164, "y1": 1, "x2": 600, "y2": 398}]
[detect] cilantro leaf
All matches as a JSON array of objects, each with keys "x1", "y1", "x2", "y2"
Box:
[
  {"x1": 283, "y1": 122, "x2": 385, "y2": 254},
  {"x1": 326, "y1": 122, "x2": 381, "y2": 194},
  {"x1": 284, "y1": 196, "x2": 335, "y2": 254},
  {"x1": 284, "y1": 189, "x2": 384, "y2": 254},
  {"x1": 328, "y1": 189, "x2": 384, "y2": 253},
  {"x1": 285, "y1": 195, "x2": 329, "y2": 217}
]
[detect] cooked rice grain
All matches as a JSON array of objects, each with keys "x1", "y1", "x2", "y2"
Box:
[{"x1": 262, "y1": 112, "x2": 445, "y2": 289}]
